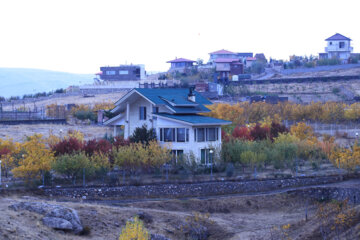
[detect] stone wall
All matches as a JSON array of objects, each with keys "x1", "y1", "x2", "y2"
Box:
[
  {"x1": 291, "y1": 186, "x2": 360, "y2": 204},
  {"x1": 43, "y1": 175, "x2": 343, "y2": 199}
]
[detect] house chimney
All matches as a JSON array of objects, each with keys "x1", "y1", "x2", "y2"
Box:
[{"x1": 188, "y1": 87, "x2": 196, "y2": 102}]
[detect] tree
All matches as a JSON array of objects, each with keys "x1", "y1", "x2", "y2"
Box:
[
  {"x1": 290, "y1": 122, "x2": 316, "y2": 142},
  {"x1": 250, "y1": 62, "x2": 265, "y2": 74},
  {"x1": 51, "y1": 137, "x2": 84, "y2": 156},
  {"x1": 52, "y1": 153, "x2": 91, "y2": 183},
  {"x1": 146, "y1": 140, "x2": 171, "y2": 169},
  {"x1": 0, "y1": 138, "x2": 19, "y2": 178},
  {"x1": 330, "y1": 141, "x2": 360, "y2": 171},
  {"x1": 119, "y1": 216, "x2": 149, "y2": 240},
  {"x1": 130, "y1": 124, "x2": 156, "y2": 145},
  {"x1": 12, "y1": 134, "x2": 54, "y2": 181}
]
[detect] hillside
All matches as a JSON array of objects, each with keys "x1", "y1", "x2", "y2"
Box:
[{"x1": 0, "y1": 68, "x2": 94, "y2": 98}]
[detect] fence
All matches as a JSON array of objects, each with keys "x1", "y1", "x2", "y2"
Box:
[
  {"x1": 284, "y1": 120, "x2": 360, "y2": 138},
  {"x1": 0, "y1": 106, "x2": 66, "y2": 123}
]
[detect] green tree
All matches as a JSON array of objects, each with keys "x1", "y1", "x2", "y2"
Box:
[
  {"x1": 130, "y1": 124, "x2": 156, "y2": 145},
  {"x1": 52, "y1": 153, "x2": 92, "y2": 183}
]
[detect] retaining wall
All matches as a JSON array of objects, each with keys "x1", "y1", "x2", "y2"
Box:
[{"x1": 43, "y1": 175, "x2": 342, "y2": 199}]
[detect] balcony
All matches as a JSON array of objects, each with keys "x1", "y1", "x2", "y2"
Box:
[{"x1": 325, "y1": 46, "x2": 353, "y2": 52}]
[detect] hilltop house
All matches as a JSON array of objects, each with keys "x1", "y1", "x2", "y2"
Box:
[
  {"x1": 245, "y1": 57, "x2": 256, "y2": 68},
  {"x1": 104, "y1": 88, "x2": 231, "y2": 163},
  {"x1": 167, "y1": 58, "x2": 195, "y2": 73},
  {"x1": 208, "y1": 50, "x2": 253, "y2": 64},
  {"x1": 319, "y1": 33, "x2": 353, "y2": 62},
  {"x1": 97, "y1": 65, "x2": 146, "y2": 81},
  {"x1": 208, "y1": 49, "x2": 238, "y2": 63},
  {"x1": 214, "y1": 58, "x2": 243, "y2": 82}
]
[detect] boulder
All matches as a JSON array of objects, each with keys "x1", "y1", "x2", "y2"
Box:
[
  {"x1": 9, "y1": 202, "x2": 83, "y2": 234},
  {"x1": 42, "y1": 217, "x2": 73, "y2": 230}
]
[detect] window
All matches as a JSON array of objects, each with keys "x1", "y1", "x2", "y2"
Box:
[
  {"x1": 197, "y1": 128, "x2": 205, "y2": 142},
  {"x1": 207, "y1": 128, "x2": 216, "y2": 141},
  {"x1": 195, "y1": 128, "x2": 219, "y2": 142},
  {"x1": 339, "y1": 42, "x2": 345, "y2": 48},
  {"x1": 164, "y1": 128, "x2": 175, "y2": 142},
  {"x1": 177, "y1": 128, "x2": 186, "y2": 142},
  {"x1": 330, "y1": 42, "x2": 333, "y2": 45},
  {"x1": 201, "y1": 149, "x2": 213, "y2": 165},
  {"x1": 106, "y1": 70, "x2": 116, "y2": 75},
  {"x1": 152, "y1": 107, "x2": 159, "y2": 113},
  {"x1": 159, "y1": 128, "x2": 189, "y2": 142},
  {"x1": 139, "y1": 106, "x2": 146, "y2": 120},
  {"x1": 119, "y1": 70, "x2": 129, "y2": 75},
  {"x1": 171, "y1": 150, "x2": 184, "y2": 164}
]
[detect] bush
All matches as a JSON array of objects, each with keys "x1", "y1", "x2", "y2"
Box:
[
  {"x1": 232, "y1": 126, "x2": 252, "y2": 140},
  {"x1": 250, "y1": 124, "x2": 270, "y2": 141},
  {"x1": 52, "y1": 153, "x2": 92, "y2": 182},
  {"x1": 84, "y1": 139, "x2": 112, "y2": 156},
  {"x1": 332, "y1": 88, "x2": 340, "y2": 94},
  {"x1": 119, "y1": 216, "x2": 149, "y2": 240},
  {"x1": 73, "y1": 110, "x2": 96, "y2": 121},
  {"x1": 251, "y1": 62, "x2": 265, "y2": 74},
  {"x1": 51, "y1": 137, "x2": 84, "y2": 156},
  {"x1": 304, "y1": 61, "x2": 315, "y2": 68},
  {"x1": 317, "y1": 58, "x2": 341, "y2": 66},
  {"x1": 225, "y1": 163, "x2": 235, "y2": 177}
]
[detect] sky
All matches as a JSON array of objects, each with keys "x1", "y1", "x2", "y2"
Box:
[{"x1": 0, "y1": 0, "x2": 359, "y2": 74}]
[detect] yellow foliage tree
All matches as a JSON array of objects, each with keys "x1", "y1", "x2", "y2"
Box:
[
  {"x1": 93, "y1": 102, "x2": 115, "y2": 111},
  {"x1": 330, "y1": 142, "x2": 360, "y2": 171},
  {"x1": 0, "y1": 138, "x2": 20, "y2": 178},
  {"x1": 290, "y1": 122, "x2": 317, "y2": 143},
  {"x1": 65, "y1": 130, "x2": 84, "y2": 141},
  {"x1": 119, "y1": 216, "x2": 149, "y2": 240},
  {"x1": 12, "y1": 134, "x2": 54, "y2": 181}
]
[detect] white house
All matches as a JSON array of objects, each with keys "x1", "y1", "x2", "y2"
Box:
[
  {"x1": 104, "y1": 88, "x2": 231, "y2": 164},
  {"x1": 322, "y1": 33, "x2": 353, "y2": 61}
]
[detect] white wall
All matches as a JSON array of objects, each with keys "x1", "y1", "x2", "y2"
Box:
[{"x1": 156, "y1": 117, "x2": 222, "y2": 161}]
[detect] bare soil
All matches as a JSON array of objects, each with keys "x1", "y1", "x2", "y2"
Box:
[
  {"x1": 1, "y1": 190, "x2": 358, "y2": 240},
  {"x1": 0, "y1": 124, "x2": 113, "y2": 142},
  {"x1": 2, "y1": 91, "x2": 127, "y2": 111}
]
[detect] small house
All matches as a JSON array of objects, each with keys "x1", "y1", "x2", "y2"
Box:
[
  {"x1": 320, "y1": 33, "x2": 353, "y2": 62},
  {"x1": 167, "y1": 58, "x2": 195, "y2": 73}
]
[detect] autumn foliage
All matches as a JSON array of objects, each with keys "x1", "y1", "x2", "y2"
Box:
[{"x1": 204, "y1": 101, "x2": 360, "y2": 124}]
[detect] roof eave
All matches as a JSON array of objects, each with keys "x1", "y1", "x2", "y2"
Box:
[
  {"x1": 114, "y1": 88, "x2": 156, "y2": 107},
  {"x1": 104, "y1": 114, "x2": 124, "y2": 126},
  {"x1": 154, "y1": 114, "x2": 232, "y2": 126}
]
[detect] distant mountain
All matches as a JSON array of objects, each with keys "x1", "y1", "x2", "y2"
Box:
[{"x1": 0, "y1": 68, "x2": 94, "y2": 98}]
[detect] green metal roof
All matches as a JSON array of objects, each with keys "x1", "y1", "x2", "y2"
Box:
[
  {"x1": 135, "y1": 88, "x2": 212, "y2": 114},
  {"x1": 154, "y1": 113, "x2": 231, "y2": 125},
  {"x1": 136, "y1": 88, "x2": 212, "y2": 105}
]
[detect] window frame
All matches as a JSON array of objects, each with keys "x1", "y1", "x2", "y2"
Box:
[
  {"x1": 177, "y1": 128, "x2": 186, "y2": 142},
  {"x1": 139, "y1": 106, "x2": 146, "y2": 120},
  {"x1": 197, "y1": 128, "x2": 205, "y2": 142},
  {"x1": 164, "y1": 128, "x2": 175, "y2": 142}
]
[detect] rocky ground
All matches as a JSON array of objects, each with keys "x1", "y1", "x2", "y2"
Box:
[{"x1": 0, "y1": 187, "x2": 359, "y2": 240}]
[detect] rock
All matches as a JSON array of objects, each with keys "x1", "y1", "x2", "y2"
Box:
[
  {"x1": 9, "y1": 202, "x2": 83, "y2": 234},
  {"x1": 42, "y1": 217, "x2": 73, "y2": 230},
  {"x1": 151, "y1": 233, "x2": 171, "y2": 240},
  {"x1": 137, "y1": 211, "x2": 153, "y2": 223}
]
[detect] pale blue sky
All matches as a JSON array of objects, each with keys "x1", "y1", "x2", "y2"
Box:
[{"x1": 0, "y1": 0, "x2": 359, "y2": 74}]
